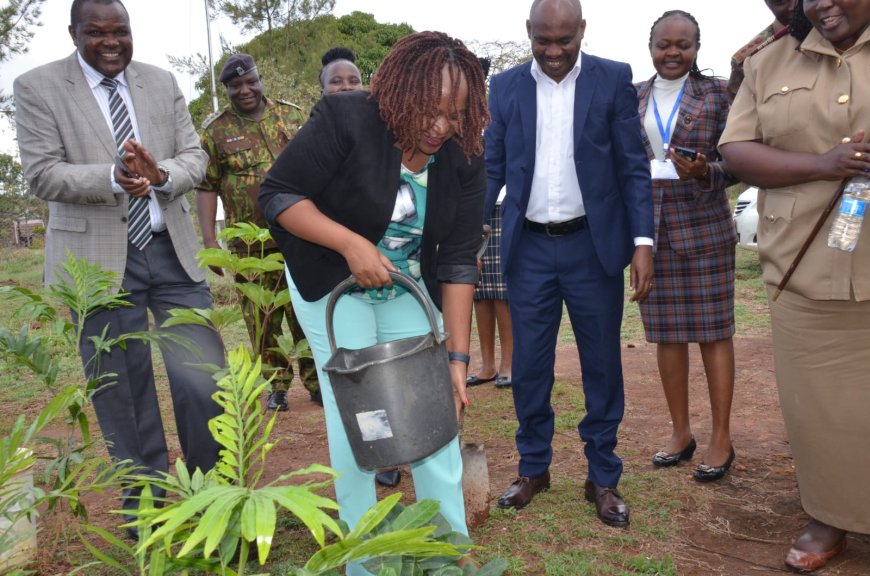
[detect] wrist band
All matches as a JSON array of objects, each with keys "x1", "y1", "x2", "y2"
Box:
[{"x1": 448, "y1": 351, "x2": 470, "y2": 364}]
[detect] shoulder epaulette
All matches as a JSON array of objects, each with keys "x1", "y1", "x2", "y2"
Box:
[
  {"x1": 275, "y1": 99, "x2": 303, "y2": 112},
  {"x1": 749, "y1": 25, "x2": 791, "y2": 59},
  {"x1": 200, "y1": 108, "x2": 228, "y2": 130}
]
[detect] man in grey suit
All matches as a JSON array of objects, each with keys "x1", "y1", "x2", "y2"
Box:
[{"x1": 13, "y1": 0, "x2": 224, "y2": 537}]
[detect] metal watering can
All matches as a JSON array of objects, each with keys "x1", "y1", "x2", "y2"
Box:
[{"x1": 322, "y1": 271, "x2": 459, "y2": 470}]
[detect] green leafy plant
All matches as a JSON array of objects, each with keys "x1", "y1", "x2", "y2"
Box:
[
  {"x1": 0, "y1": 253, "x2": 184, "y2": 568},
  {"x1": 196, "y1": 222, "x2": 312, "y2": 387},
  {"x1": 117, "y1": 345, "x2": 498, "y2": 575}
]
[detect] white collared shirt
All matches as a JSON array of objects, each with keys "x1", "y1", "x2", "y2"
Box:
[
  {"x1": 527, "y1": 56, "x2": 653, "y2": 248},
  {"x1": 77, "y1": 53, "x2": 165, "y2": 231},
  {"x1": 527, "y1": 57, "x2": 584, "y2": 224}
]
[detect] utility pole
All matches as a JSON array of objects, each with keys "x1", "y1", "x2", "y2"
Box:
[{"x1": 204, "y1": 0, "x2": 219, "y2": 114}]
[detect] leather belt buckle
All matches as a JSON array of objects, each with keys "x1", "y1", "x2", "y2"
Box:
[{"x1": 525, "y1": 216, "x2": 586, "y2": 237}]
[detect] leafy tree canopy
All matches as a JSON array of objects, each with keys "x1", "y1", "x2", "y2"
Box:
[
  {"x1": 0, "y1": 0, "x2": 45, "y2": 63},
  {"x1": 209, "y1": 0, "x2": 335, "y2": 34},
  {"x1": 1, "y1": 0, "x2": 47, "y2": 114},
  {"x1": 187, "y1": 11, "x2": 414, "y2": 126}
]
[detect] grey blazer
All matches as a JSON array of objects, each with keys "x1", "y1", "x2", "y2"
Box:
[{"x1": 13, "y1": 52, "x2": 208, "y2": 287}]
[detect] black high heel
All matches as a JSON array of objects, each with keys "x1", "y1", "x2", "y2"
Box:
[
  {"x1": 693, "y1": 447, "x2": 736, "y2": 482},
  {"x1": 652, "y1": 437, "x2": 697, "y2": 467}
]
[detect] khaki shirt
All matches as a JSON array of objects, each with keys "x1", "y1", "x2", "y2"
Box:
[{"x1": 720, "y1": 26, "x2": 870, "y2": 301}]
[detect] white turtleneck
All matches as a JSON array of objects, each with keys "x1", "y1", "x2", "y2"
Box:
[{"x1": 644, "y1": 72, "x2": 690, "y2": 161}]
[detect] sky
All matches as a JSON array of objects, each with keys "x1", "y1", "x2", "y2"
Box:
[{"x1": 0, "y1": 0, "x2": 778, "y2": 154}]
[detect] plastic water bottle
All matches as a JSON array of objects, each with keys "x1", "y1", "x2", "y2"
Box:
[{"x1": 827, "y1": 175, "x2": 870, "y2": 252}]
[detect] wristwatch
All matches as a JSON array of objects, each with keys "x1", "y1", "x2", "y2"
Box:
[{"x1": 156, "y1": 165, "x2": 170, "y2": 187}]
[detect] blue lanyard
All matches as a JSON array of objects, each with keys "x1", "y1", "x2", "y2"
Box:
[{"x1": 652, "y1": 83, "x2": 686, "y2": 155}]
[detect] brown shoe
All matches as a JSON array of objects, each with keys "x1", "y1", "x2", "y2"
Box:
[
  {"x1": 584, "y1": 480, "x2": 630, "y2": 528},
  {"x1": 785, "y1": 520, "x2": 847, "y2": 573},
  {"x1": 496, "y1": 472, "x2": 550, "y2": 509}
]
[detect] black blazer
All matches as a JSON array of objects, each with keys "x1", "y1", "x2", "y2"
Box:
[{"x1": 259, "y1": 91, "x2": 485, "y2": 308}]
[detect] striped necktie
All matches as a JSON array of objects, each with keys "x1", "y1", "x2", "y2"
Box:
[{"x1": 100, "y1": 77, "x2": 152, "y2": 250}]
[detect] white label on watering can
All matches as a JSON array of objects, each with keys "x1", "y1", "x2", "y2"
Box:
[{"x1": 356, "y1": 410, "x2": 394, "y2": 441}]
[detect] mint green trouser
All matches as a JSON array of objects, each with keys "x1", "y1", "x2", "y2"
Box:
[{"x1": 287, "y1": 272, "x2": 467, "y2": 576}]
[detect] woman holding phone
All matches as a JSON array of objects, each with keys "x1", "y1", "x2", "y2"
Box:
[{"x1": 635, "y1": 10, "x2": 738, "y2": 482}]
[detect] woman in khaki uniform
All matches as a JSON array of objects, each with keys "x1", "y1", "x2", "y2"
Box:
[{"x1": 720, "y1": 0, "x2": 870, "y2": 572}]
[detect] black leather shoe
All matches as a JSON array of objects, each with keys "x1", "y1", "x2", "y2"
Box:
[
  {"x1": 584, "y1": 480, "x2": 630, "y2": 528},
  {"x1": 497, "y1": 472, "x2": 550, "y2": 509},
  {"x1": 310, "y1": 389, "x2": 323, "y2": 407},
  {"x1": 122, "y1": 513, "x2": 139, "y2": 541},
  {"x1": 693, "y1": 447, "x2": 736, "y2": 482},
  {"x1": 375, "y1": 468, "x2": 401, "y2": 487},
  {"x1": 267, "y1": 390, "x2": 289, "y2": 411},
  {"x1": 652, "y1": 437, "x2": 697, "y2": 467}
]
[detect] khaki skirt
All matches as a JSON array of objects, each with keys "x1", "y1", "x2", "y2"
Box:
[{"x1": 768, "y1": 288, "x2": 870, "y2": 534}]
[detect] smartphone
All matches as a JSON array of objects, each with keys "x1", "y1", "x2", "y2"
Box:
[
  {"x1": 671, "y1": 146, "x2": 698, "y2": 161},
  {"x1": 114, "y1": 154, "x2": 137, "y2": 178}
]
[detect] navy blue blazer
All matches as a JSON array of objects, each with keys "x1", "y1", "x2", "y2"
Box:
[
  {"x1": 259, "y1": 91, "x2": 485, "y2": 308},
  {"x1": 484, "y1": 54, "x2": 654, "y2": 278}
]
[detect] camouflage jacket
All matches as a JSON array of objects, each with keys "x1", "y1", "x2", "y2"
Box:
[
  {"x1": 199, "y1": 97, "x2": 304, "y2": 252},
  {"x1": 727, "y1": 21, "x2": 789, "y2": 101}
]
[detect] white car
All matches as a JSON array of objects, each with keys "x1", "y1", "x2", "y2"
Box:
[{"x1": 733, "y1": 186, "x2": 759, "y2": 251}]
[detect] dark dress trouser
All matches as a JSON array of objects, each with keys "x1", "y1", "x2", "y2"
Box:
[
  {"x1": 80, "y1": 232, "x2": 224, "y2": 500},
  {"x1": 507, "y1": 224, "x2": 626, "y2": 488}
]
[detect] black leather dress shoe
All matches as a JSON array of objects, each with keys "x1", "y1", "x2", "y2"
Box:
[
  {"x1": 652, "y1": 437, "x2": 697, "y2": 467},
  {"x1": 310, "y1": 389, "x2": 323, "y2": 407},
  {"x1": 375, "y1": 468, "x2": 402, "y2": 487},
  {"x1": 497, "y1": 472, "x2": 550, "y2": 509},
  {"x1": 122, "y1": 513, "x2": 139, "y2": 541},
  {"x1": 584, "y1": 480, "x2": 630, "y2": 528},
  {"x1": 267, "y1": 390, "x2": 289, "y2": 411},
  {"x1": 693, "y1": 447, "x2": 736, "y2": 482}
]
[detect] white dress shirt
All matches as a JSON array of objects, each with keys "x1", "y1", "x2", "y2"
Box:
[
  {"x1": 78, "y1": 53, "x2": 166, "y2": 231},
  {"x1": 528, "y1": 55, "x2": 653, "y2": 247},
  {"x1": 527, "y1": 57, "x2": 584, "y2": 224}
]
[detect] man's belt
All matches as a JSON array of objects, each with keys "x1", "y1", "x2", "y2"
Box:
[{"x1": 523, "y1": 216, "x2": 587, "y2": 237}]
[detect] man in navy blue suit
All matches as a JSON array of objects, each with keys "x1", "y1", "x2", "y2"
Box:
[{"x1": 484, "y1": 0, "x2": 654, "y2": 527}]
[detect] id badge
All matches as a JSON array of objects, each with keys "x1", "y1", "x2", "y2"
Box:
[{"x1": 651, "y1": 159, "x2": 680, "y2": 180}]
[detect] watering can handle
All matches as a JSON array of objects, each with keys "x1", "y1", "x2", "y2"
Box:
[{"x1": 324, "y1": 271, "x2": 445, "y2": 355}]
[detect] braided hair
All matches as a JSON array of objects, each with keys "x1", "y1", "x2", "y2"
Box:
[
  {"x1": 648, "y1": 10, "x2": 710, "y2": 80},
  {"x1": 790, "y1": 0, "x2": 813, "y2": 41},
  {"x1": 370, "y1": 31, "x2": 489, "y2": 160}
]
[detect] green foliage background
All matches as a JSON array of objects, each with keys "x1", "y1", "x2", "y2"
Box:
[{"x1": 188, "y1": 11, "x2": 415, "y2": 127}]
